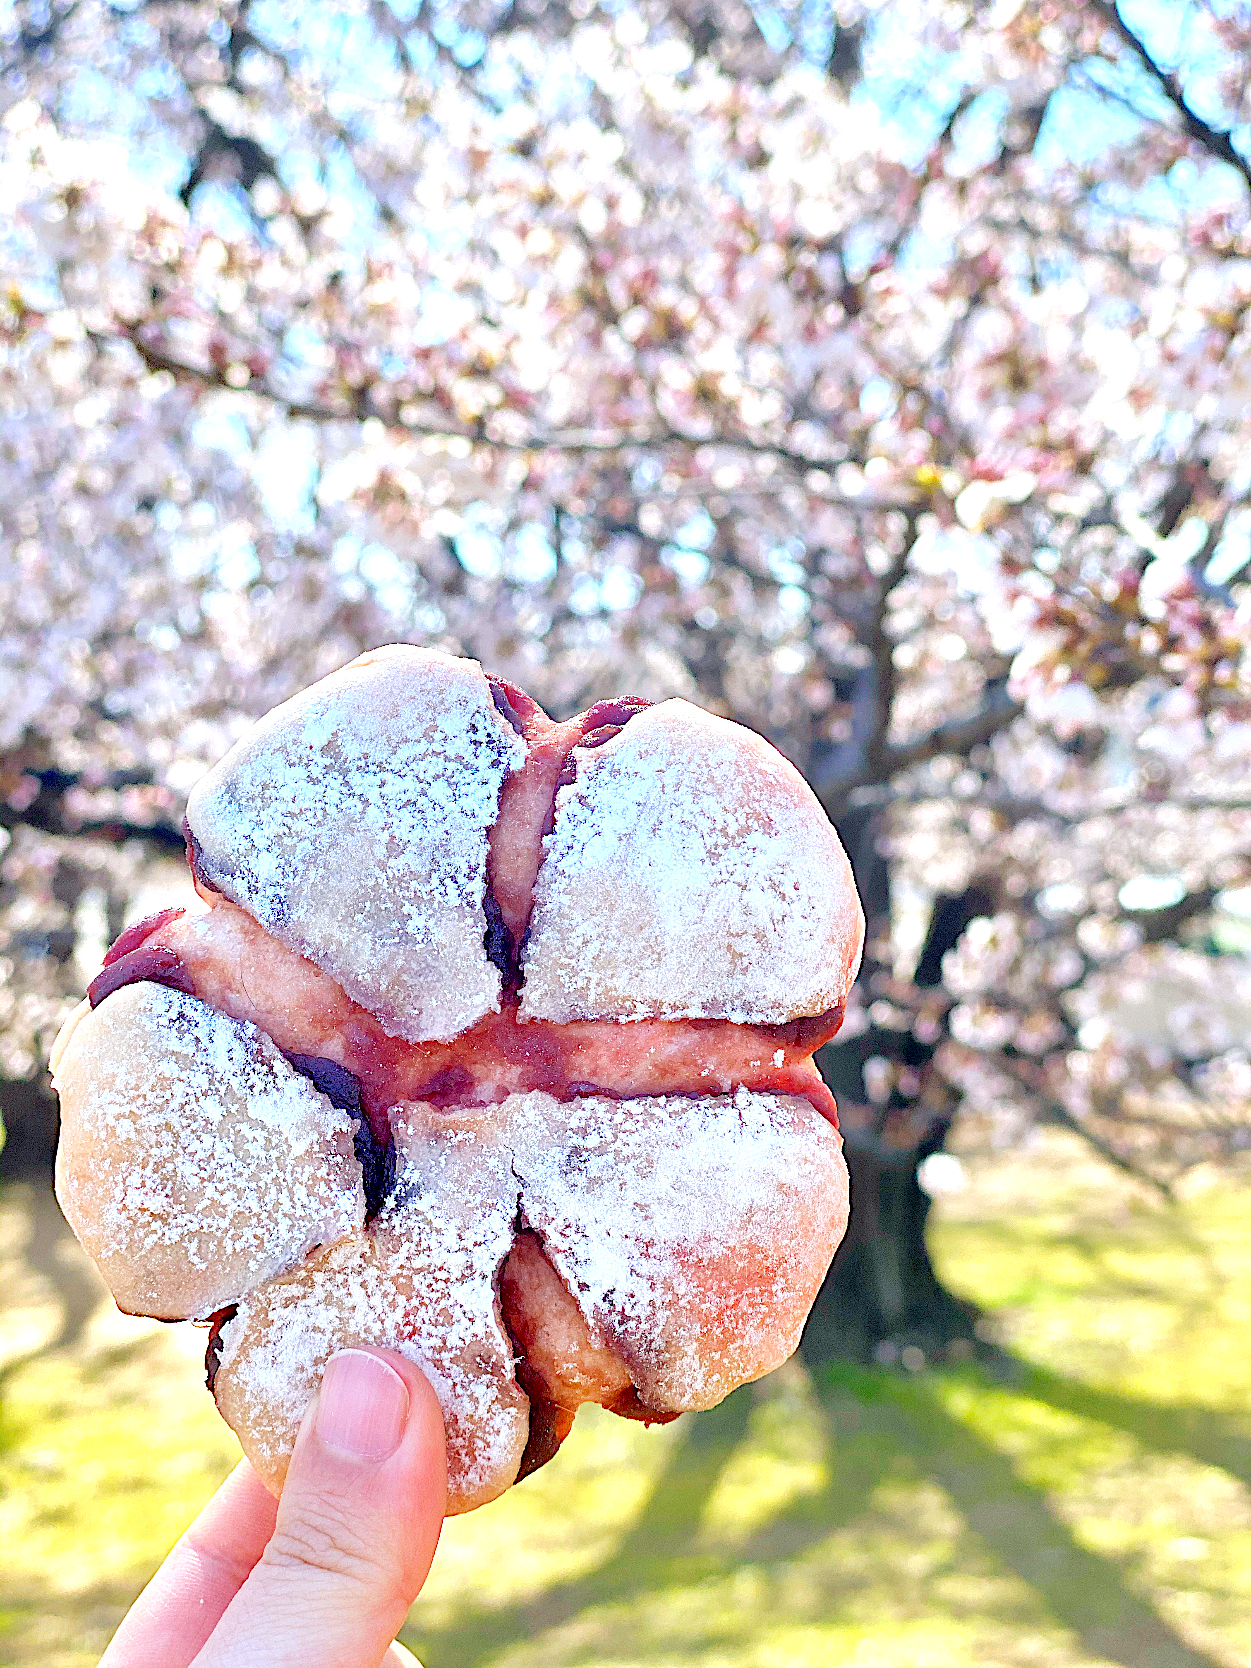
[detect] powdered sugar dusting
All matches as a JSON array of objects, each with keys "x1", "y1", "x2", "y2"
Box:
[
  {"x1": 208, "y1": 1087, "x2": 845, "y2": 1503},
  {"x1": 52, "y1": 983, "x2": 365, "y2": 1320},
  {"x1": 186, "y1": 646, "x2": 525, "y2": 1043},
  {"x1": 520, "y1": 700, "x2": 864, "y2": 1024},
  {"x1": 214, "y1": 1101, "x2": 527, "y2": 1513},
  {"x1": 507, "y1": 1087, "x2": 848, "y2": 1410}
]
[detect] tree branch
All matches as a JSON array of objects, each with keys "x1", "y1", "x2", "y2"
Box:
[
  {"x1": 813, "y1": 679, "x2": 1023, "y2": 803},
  {"x1": 877, "y1": 680, "x2": 1023, "y2": 779},
  {"x1": 996, "y1": 1055, "x2": 1173, "y2": 1197},
  {"x1": 117, "y1": 326, "x2": 921, "y2": 506},
  {"x1": 1133, "y1": 883, "x2": 1222, "y2": 945},
  {"x1": 1, "y1": 805, "x2": 184, "y2": 849},
  {"x1": 1041, "y1": 1095, "x2": 1175, "y2": 1197},
  {"x1": 1, "y1": 768, "x2": 183, "y2": 850},
  {"x1": 846, "y1": 786, "x2": 1251, "y2": 819},
  {"x1": 862, "y1": 534, "x2": 917, "y2": 776},
  {"x1": 1092, "y1": 1, "x2": 1251, "y2": 193}
]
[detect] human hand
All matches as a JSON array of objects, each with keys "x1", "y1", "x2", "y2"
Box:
[{"x1": 99, "y1": 1347, "x2": 446, "y2": 1668}]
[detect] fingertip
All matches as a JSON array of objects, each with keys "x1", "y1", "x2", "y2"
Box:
[
  {"x1": 194, "y1": 1348, "x2": 448, "y2": 1665},
  {"x1": 367, "y1": 1350, "x2": 447, "y2": 1473},
  {"x1": 340, "y1": 1347, "x2": 446, "y2": 1494},
  {"x1": 361, "y1": 1348, "x2": 448, "y2": 1577},
  {"x1": 369, "y1": 1350, "x2": 446, "y2": 1606},
  {"x1": 292, "y1": 1345, "x2": 447, "y2": 1596}
]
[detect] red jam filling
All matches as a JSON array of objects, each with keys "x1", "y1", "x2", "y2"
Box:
[
  {"x1": 340, "y1": 1000, "x2": 842, "y2": 1129},
  {"x1": 101, "y1": 908, "x2": 186, "y2": 967}
]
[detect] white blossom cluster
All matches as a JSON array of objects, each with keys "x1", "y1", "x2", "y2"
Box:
[{"x1": 1, "y1": 0, "x2": 1249, "y2": 1182}]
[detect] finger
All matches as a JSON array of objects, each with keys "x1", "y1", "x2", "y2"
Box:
[
  {"x1": 100, "y1": 1461, "x2": 278, "y2": 1668},
  {"x1": 193, "y1": 1348, "x2": 447, "y2": 1668}
]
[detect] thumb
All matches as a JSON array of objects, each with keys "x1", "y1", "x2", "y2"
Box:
[{"x1": 194, "y1": 1348, "x2": 446, "y2": 1668}]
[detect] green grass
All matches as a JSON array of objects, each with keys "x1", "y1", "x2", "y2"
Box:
[{"x1": 3, "y1": 1132, "x2": 1251, "y2": 1667}]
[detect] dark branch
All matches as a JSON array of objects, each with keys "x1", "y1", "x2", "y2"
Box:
[
  {"x1": 1, "y1": 768, "x2": 183, "y2": 851},
  {"x1": 2, "y1": 0, "x2": 81, "y2": 72},
  {"x1": 863, "y1": 536, "x2": 916, "y2": 777},
  {"x1": 813, "y1": 679, "x2": 1022, "y2": 803},
  {"x1": 181, "y1": 113, "x2": 281, "y2": 210},
  {"x1": 845, "y1": 786, "x2": 1251, "y2": 819},
  {"x1": 1041, "y1": 1096, "x2": 1174, "y2": 1198},
  {"x1": 997, "y1": 1056, "x2": 1173, "y2": 1197},
  {"x1": 1132, "y1": 883, "x2": 1222, "y2": 945},
  {"x1": 879, "y1": 680, "x2": 1022, "y2": 776},
  {"x1": 1092, "y1": 1, "x2": 1251, "y2": 193},
  {"x1": 115, "y1": 326, "x2": 917, "y2": 505}
]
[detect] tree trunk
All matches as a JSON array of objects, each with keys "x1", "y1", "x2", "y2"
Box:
[
  {"x1": 800, "y1": 1120, "x2": 978, "y2": 1364},
  {"x1": 0, "y1": 1074, "x2": 59, "y2": 1181},
  {"x1": 800, "y1": 808, "x2": 988, "y2": 1367}
]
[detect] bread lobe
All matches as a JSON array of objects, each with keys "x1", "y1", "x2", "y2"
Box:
[
  {"x1": 185, "y1": 646, "x2": 525, "y2": 1044},
  {"x1": 53, "y1": 983, "x2": 365, "y2": 1320},
  {"x1": 520, "y1": 700, "x2": 863, "y2": 1024}
]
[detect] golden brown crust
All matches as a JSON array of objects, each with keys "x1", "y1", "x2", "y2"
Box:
[{"x1": 499, "y1": 1232, "x2": 634, "y2": 1412}]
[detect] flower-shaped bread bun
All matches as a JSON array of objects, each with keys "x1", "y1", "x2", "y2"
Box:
[{"x1": 53, "y1": 647, "x2": 863, "y2": 1514}]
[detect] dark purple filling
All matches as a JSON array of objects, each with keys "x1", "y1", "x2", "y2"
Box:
[
  {"x1": 578, "y1": 696, "x2": 652, "y2": 733},
  {"x1": 482, "y1": 885, "x2": 517, "y2": 982},
  {"x1": 204, "y1": 1304, "x2": 238, "y2": 1394},
  {"x1": 557, "y1": 696, "x2": 653, "y2": 787},
  {"x1": 182, "y1": 818, "x2": 223, "y2": 896},
  {"x1": 487, "y1": 675, "x2": 541, "y2": 738},
  {"x1": 355, "y1": 1115, "x2": 398, "y2": 1214},
  {"x1": 488, "y1": 680, "x2": 525, "y2": 736},
  {"x1": 283, "y1": 1052, "x2": 395, "y2": 1217},
  {"x1": 88, "y1": 945, "x2": 196, "y2": 1008},
  {"x1": 514, "y1": 1395, "x2": 574, "y2": 1482},
  {"x1": 758, "y1": 1004, "x2": 846, "y2": 1051},
  {"x1": 284, "y1": 1052, "x2": 362, "y2": 1112},
  {"x1": 578, "y1": 723, "x2": 626, "y2": 750},
  {"x1": 414, "y1": 1063, "x2": 477, "y2": 1109}
]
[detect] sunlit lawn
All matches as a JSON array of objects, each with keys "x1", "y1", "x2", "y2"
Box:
[{"x1": 3, "y1": 1130, "x2": 1250, "y2": 1667}]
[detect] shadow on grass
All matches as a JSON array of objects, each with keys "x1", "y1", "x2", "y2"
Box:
[
  {"x1": 0, "y1": 1180, "x2": 103, "y2": 1405},
  {"x1": 405, "y1": 1388, "x2": 760, "y2": 1666},
  {"x1": 406, "y1": 1361, "x2": 1231, "y2": 1668},
  {"x1": 1016, "y1": 1361, "x2": 1251, "y2": 1494},
  {"x1": 862, "y1": 1366, "x2": 1226, "y2": 1668},
  {"x1": 4, "y1": 1175, "x2": 1242, "y2": 1668}
]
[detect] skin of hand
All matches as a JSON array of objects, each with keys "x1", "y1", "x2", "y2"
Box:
[{"x1": 99, "y1": 1347, "x2": 447, "y2": 1668}]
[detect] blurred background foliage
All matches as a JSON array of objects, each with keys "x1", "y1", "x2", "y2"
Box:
[{"x1": 1, "y1": 0, "x2": 1251, "y2": 1659}]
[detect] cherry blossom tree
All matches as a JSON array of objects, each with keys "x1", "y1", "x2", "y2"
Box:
[{"x1": 2, "y1": 0, "x2": 1249, "y2": 1357}]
